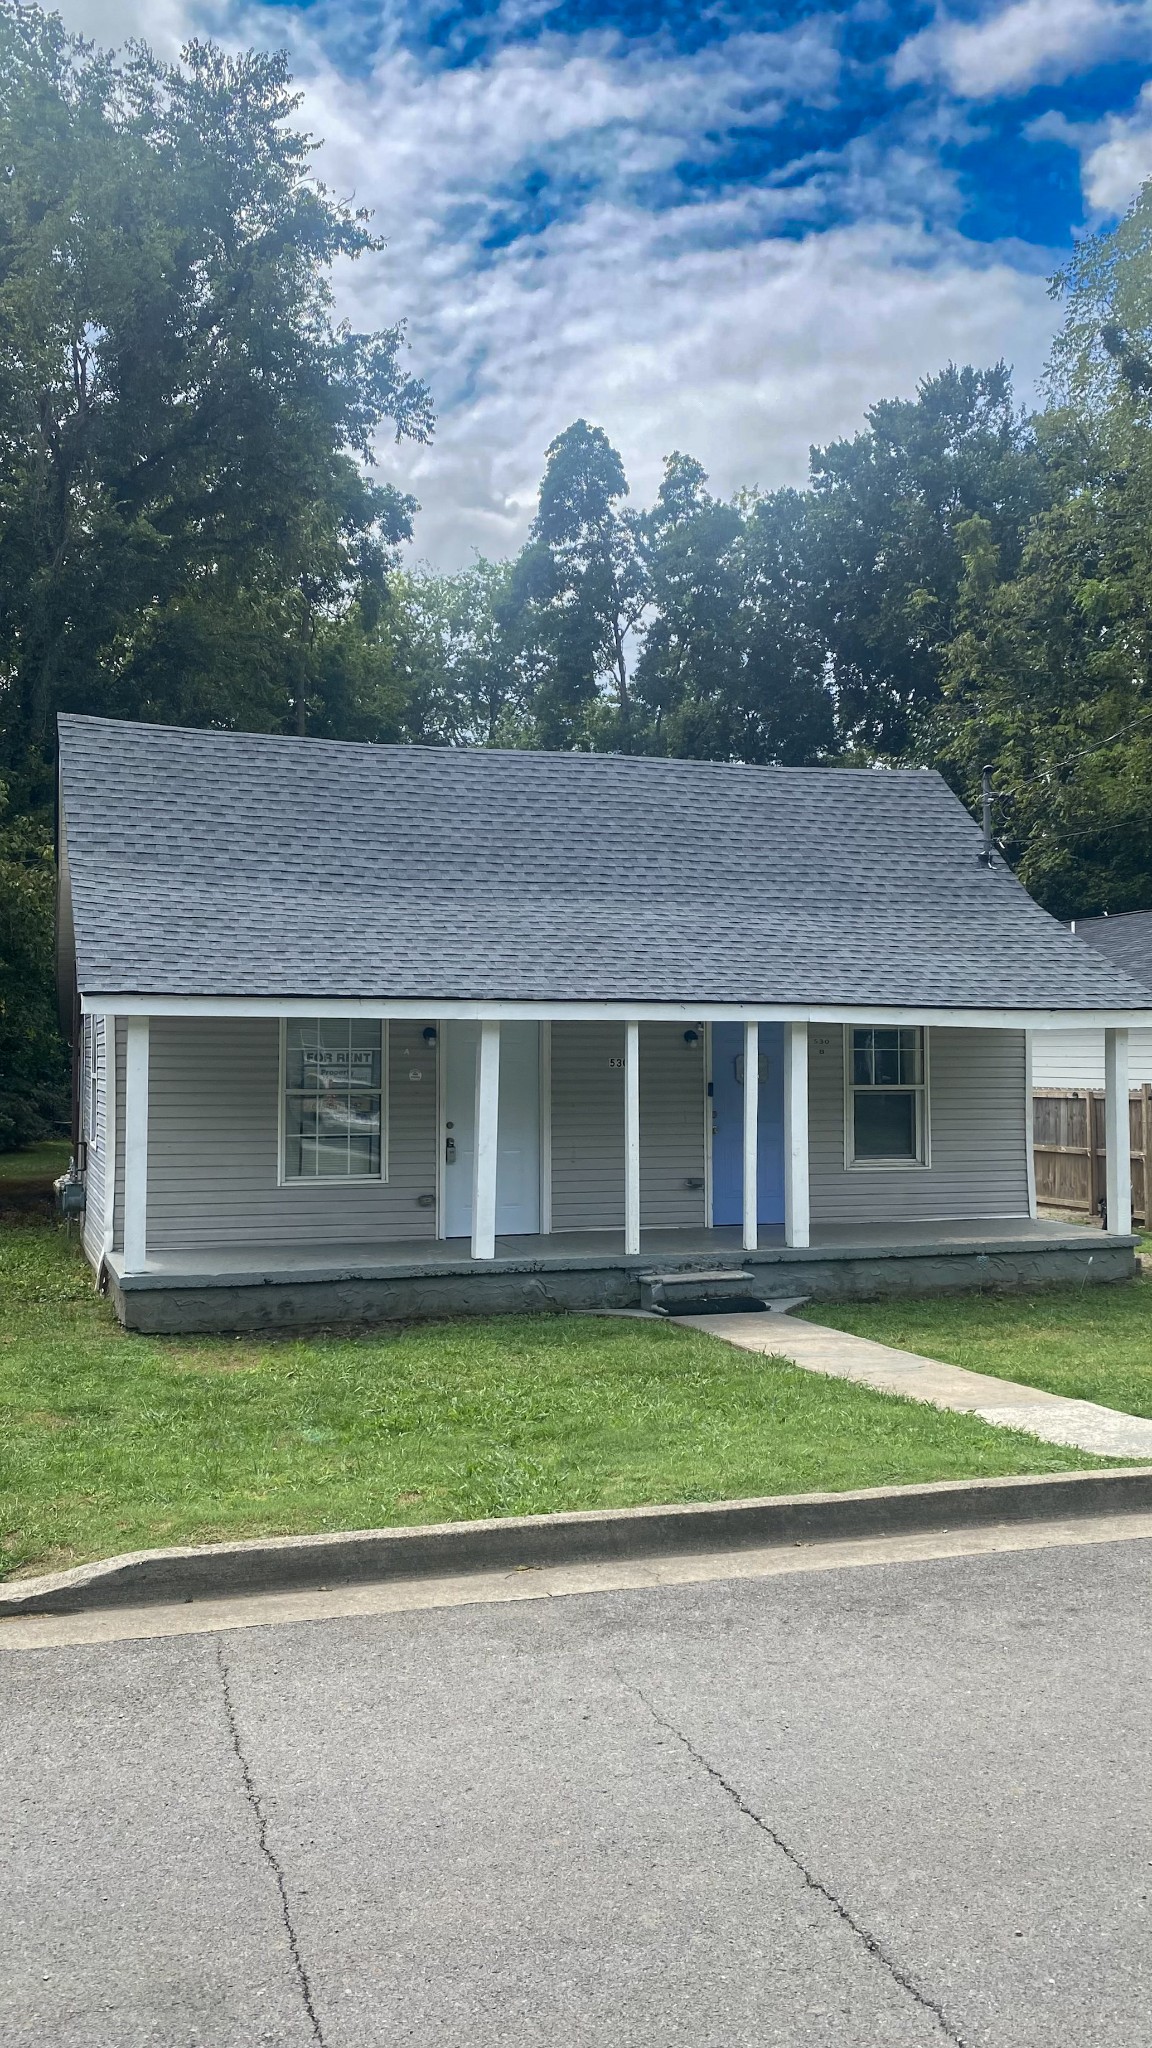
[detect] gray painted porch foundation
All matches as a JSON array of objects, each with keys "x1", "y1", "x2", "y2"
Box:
[{"x1": 106, "y1": 1216, "x2": 1138, "y2": 1334}]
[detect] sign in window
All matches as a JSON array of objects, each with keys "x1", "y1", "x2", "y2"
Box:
[{"x1": 282, "y1": 1020, "x2": 386, "y2": 1181}]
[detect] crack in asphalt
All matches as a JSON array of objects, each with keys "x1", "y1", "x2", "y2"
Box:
[
  {"x1": 621, "y1": 1674, "x2": 970, "y2": 2048},
  {"x1": 216, "y1": 1642, "x2": 326, "y2": 2046}
]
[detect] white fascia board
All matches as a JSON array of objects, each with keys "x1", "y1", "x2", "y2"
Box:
[{"x1": 80, "y1": 993, "x2": 1152, "y2": 1030}]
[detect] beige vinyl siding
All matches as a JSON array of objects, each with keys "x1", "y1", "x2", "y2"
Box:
[
  {"x1": 144, "y1": 1017, "x2": 439, "y2": 1250},
  {"x1": 550, "y1": 1023, "x2": 624, "y2": 1229},
  {"x1": 810, "y1": 1024, "x2": 1030, "y2": 1224},
  {"x1": 1031, "y1": 1027, "x2": 1152, "y2": 1091},
  {"x1": 550, "y1": 1022, "x2": 706, "y2": 1230},
  {"x1": 81, "y1": 1015, "x2": 106, "y2": 1265},
  {"x1": 638, "y1": 1024, "x2": 707, "y2": 1226}
]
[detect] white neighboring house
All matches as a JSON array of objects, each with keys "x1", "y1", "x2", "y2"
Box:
[{"x1": 1032, "y1": 913, "x2": 1152, "y2": 1089}]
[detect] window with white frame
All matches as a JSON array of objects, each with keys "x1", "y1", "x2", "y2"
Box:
[
  {"x1": 281, "y1": 1020, "x2": 386, "y2": 1182},
  {"x1": 848, "y1": 1027, "x2": 928, "y2": 1165}
]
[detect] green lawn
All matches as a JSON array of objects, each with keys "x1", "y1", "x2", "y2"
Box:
[
  {"x1": 0, "y1": 1223, "x2": 1121, "y2": 1580},
  {"x1": 799, "y1": 1276, "x2": 1152, "y2": 1417},
  {"x1": 0, "y1": 1140, "x2": 71, "y2": 1182}
]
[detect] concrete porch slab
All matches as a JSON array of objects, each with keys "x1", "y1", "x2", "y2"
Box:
[
  {"x1": 108, "y1": 1214, "x2": 1123, "y2": 1289},
  {"x1": 102, "y1": 1216, "x2": 1139, "y2": 1332}
]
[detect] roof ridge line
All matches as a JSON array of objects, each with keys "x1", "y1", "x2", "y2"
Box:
[{"x1": 57, "y1": 714, "x2": 943, "y2": 778}]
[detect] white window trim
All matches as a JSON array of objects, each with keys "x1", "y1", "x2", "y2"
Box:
[
  {"x1": 844, "y1": 1024, "x2": 931, "y2": 1171},
  {"x1": 277, "y1": 1017, "x2": 389, "y2": 1187}
]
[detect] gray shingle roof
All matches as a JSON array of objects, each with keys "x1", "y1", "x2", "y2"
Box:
[
  {"x1": 57, "y1": 715, "x2": 1152, "y2": 1011},
  {"x1": 1072, "y1": 912, "x2": 1152, "y2": 997}
]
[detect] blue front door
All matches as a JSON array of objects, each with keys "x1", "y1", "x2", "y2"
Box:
[{"x1": 710, "y1": 1023, "x2": 785, "y2": 1227}]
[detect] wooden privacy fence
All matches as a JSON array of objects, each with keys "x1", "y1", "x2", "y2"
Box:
[{"x1": 1033, "y1": 1086, "x2": 1152, "y2": 1226}]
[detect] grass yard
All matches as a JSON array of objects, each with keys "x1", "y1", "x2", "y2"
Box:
[
  {"x1": 0, "y1": 1221, "x2": 1123, "y2": 1580},
  {"x1": 799, "y1": 1275, "x2": 1152, "y2": 1417},
  {"x1": 0, "y1": 1139, "x2": 70, "y2": 1182}
]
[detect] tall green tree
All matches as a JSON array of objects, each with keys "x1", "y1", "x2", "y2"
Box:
[
  {"x1": 507, "y1": 419, "x2": 645, "y2": 750},
  {"x1": 0, "y1": 788, "x2": 67, "y2": 1147},
  {"x1": 391, "y1": 560, "x2": 537, "y2": 748},
  {"x1": 931, "y1": 500, "x2": 1152, "y2": 917},
  {"x1": 0, "y1": 6, "x2": 432, "y2": 1145},
  {"x1": 632, "y1": 452, "x2": 745, "y2": 757},
  {"x1": 931, "y1": 191, "x2": 1152, "y2": 917},
  {"x1": 807, "y1": 363, "x2": 1049, "y2": 757},
  {"x1": 738, "y1": 488, "x2": 837, "y2": 764},
  {"x1": 0, "y1": 9, "x2": 432, "y2": 808},
  {"x1": 633, "y1": 458, "x2": 834, "y2": 763}
]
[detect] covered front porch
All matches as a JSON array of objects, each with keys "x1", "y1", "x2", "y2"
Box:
[
  {"x1": 104, "y1": 1215, "x2": 1138, "y2": 1333},
  {"x1": 83, "y1": 1001, "x2": 1143, "y2": 1330}
]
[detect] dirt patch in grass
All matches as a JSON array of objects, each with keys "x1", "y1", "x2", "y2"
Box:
[{"x1": 170, "y1": 1348, "x2": 271, "y2": 1373}]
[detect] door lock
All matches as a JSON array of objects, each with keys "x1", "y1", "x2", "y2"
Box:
[{"x1": 445, "y1": 1135, "x2": 456, "y2": 1164}]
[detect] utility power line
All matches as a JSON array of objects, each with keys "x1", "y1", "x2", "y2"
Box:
[{"x1": 991, "y1": 703, "x2": 1152, "y2": 803}]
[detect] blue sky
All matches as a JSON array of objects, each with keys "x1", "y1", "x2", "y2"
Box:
[{"x1": 66, "y1": 0, "x2": 1152, "y2": 562}]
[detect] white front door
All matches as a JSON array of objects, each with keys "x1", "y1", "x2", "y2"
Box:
[{"x1": 442, "y1": 1022, "x2": 542, "y2": 1239}]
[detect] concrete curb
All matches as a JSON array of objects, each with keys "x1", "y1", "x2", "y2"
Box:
[{"x1": 5, "y1": 1467, "x2": 1152, "y2": 1616}]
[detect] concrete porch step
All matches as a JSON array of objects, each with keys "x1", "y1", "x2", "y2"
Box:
[{"x1": 640, "y1": 1268, "x2": 765, "y2": 1314}]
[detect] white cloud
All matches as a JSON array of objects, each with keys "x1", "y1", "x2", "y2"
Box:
[
  {"x1": 60, "y1": 0, "x2": 192, "y2": 53},
  {"x1": 892, "y1": 0, "x2": 1152, "y2": 100},
  {"x1": 290, "y1": 20, "x2": 1057, "y2": 563},
  {"x1": 54, "y1": 0, "x2": 1061, "y2": 566},
  {"x1": 1035, "y1": 83, "x2": 1152, "y2": 211},
  {"x1": 1084, "y1": 89, "x2": 1152, "y2": 208},
  {"x1": 377, "y1": 218, "x2": 1055, "y2": 566}
]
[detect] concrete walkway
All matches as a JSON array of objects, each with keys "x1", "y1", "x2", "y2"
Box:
[{"x1": 675, "y1": 1307, "x2": 1152, "y2": 1459}]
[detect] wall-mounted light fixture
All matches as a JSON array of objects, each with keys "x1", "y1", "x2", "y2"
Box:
[
  {"x1": 422, "y1": 1026, "x2": 438, "y2": 1046},
  {"x1": 683, "y1": 1028, "x2": 700, "y2": 1046}
]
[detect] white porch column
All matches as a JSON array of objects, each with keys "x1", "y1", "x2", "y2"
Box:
[
  {"x1": 471, "y1": 1020, "x2": 501, "y2": 1260},
  {"x1": 1024, "y1": 1030, "x2": 1037, "y2": 1220},
  {"x1": 102, "y1": 1014, "x2": 118, "y2": 1260},
  {"x1": 1104, "y1": 1027, "x2": 1132, "y2": 1235},
  {"x1": 625, "y1": 1021, "x2": 641, "y2": 1256},
  {"x1": 122, "y1": 1015, "x2": 149, "y2": 1273},
  {"x1": 742, "y1": 1021, "x2": 759, "y2": 1252},
  {"x1": 783, "y1": 1020, "x2": 810, "y2": 1250}
]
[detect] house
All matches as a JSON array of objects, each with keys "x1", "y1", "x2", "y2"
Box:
[
  {"x1": 56, "y1": 715, "x2": 1152, "y2": 1333},
  {"x1": 1031, "y1": 912, "x2": 1152, "y2": 1089}
]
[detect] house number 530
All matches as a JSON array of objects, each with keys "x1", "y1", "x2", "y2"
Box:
[{"x1": 608, "y1": 1056, "x2": 625, "y2": 1068}]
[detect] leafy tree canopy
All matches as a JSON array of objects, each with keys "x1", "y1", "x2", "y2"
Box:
[
  {"x1": 933, "y1": 194, "x2": 1152, "y2": 918},
  {"x1": 0, "y1": 2, "x2": 431, "y2": 1141},
  {"x1": 0, "y1": 4, "x2": 432, "y2": 810},
  {"x1": 508, "y1": 419, "x2": 645, "y2": 751},
  {"x1": 806, "y1": 363, "x2": 1050, "y2": 758}
]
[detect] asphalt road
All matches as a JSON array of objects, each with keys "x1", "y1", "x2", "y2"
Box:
[{"x1": 4, "y1": 1536, "x2": 1152, "y2": 2048}]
